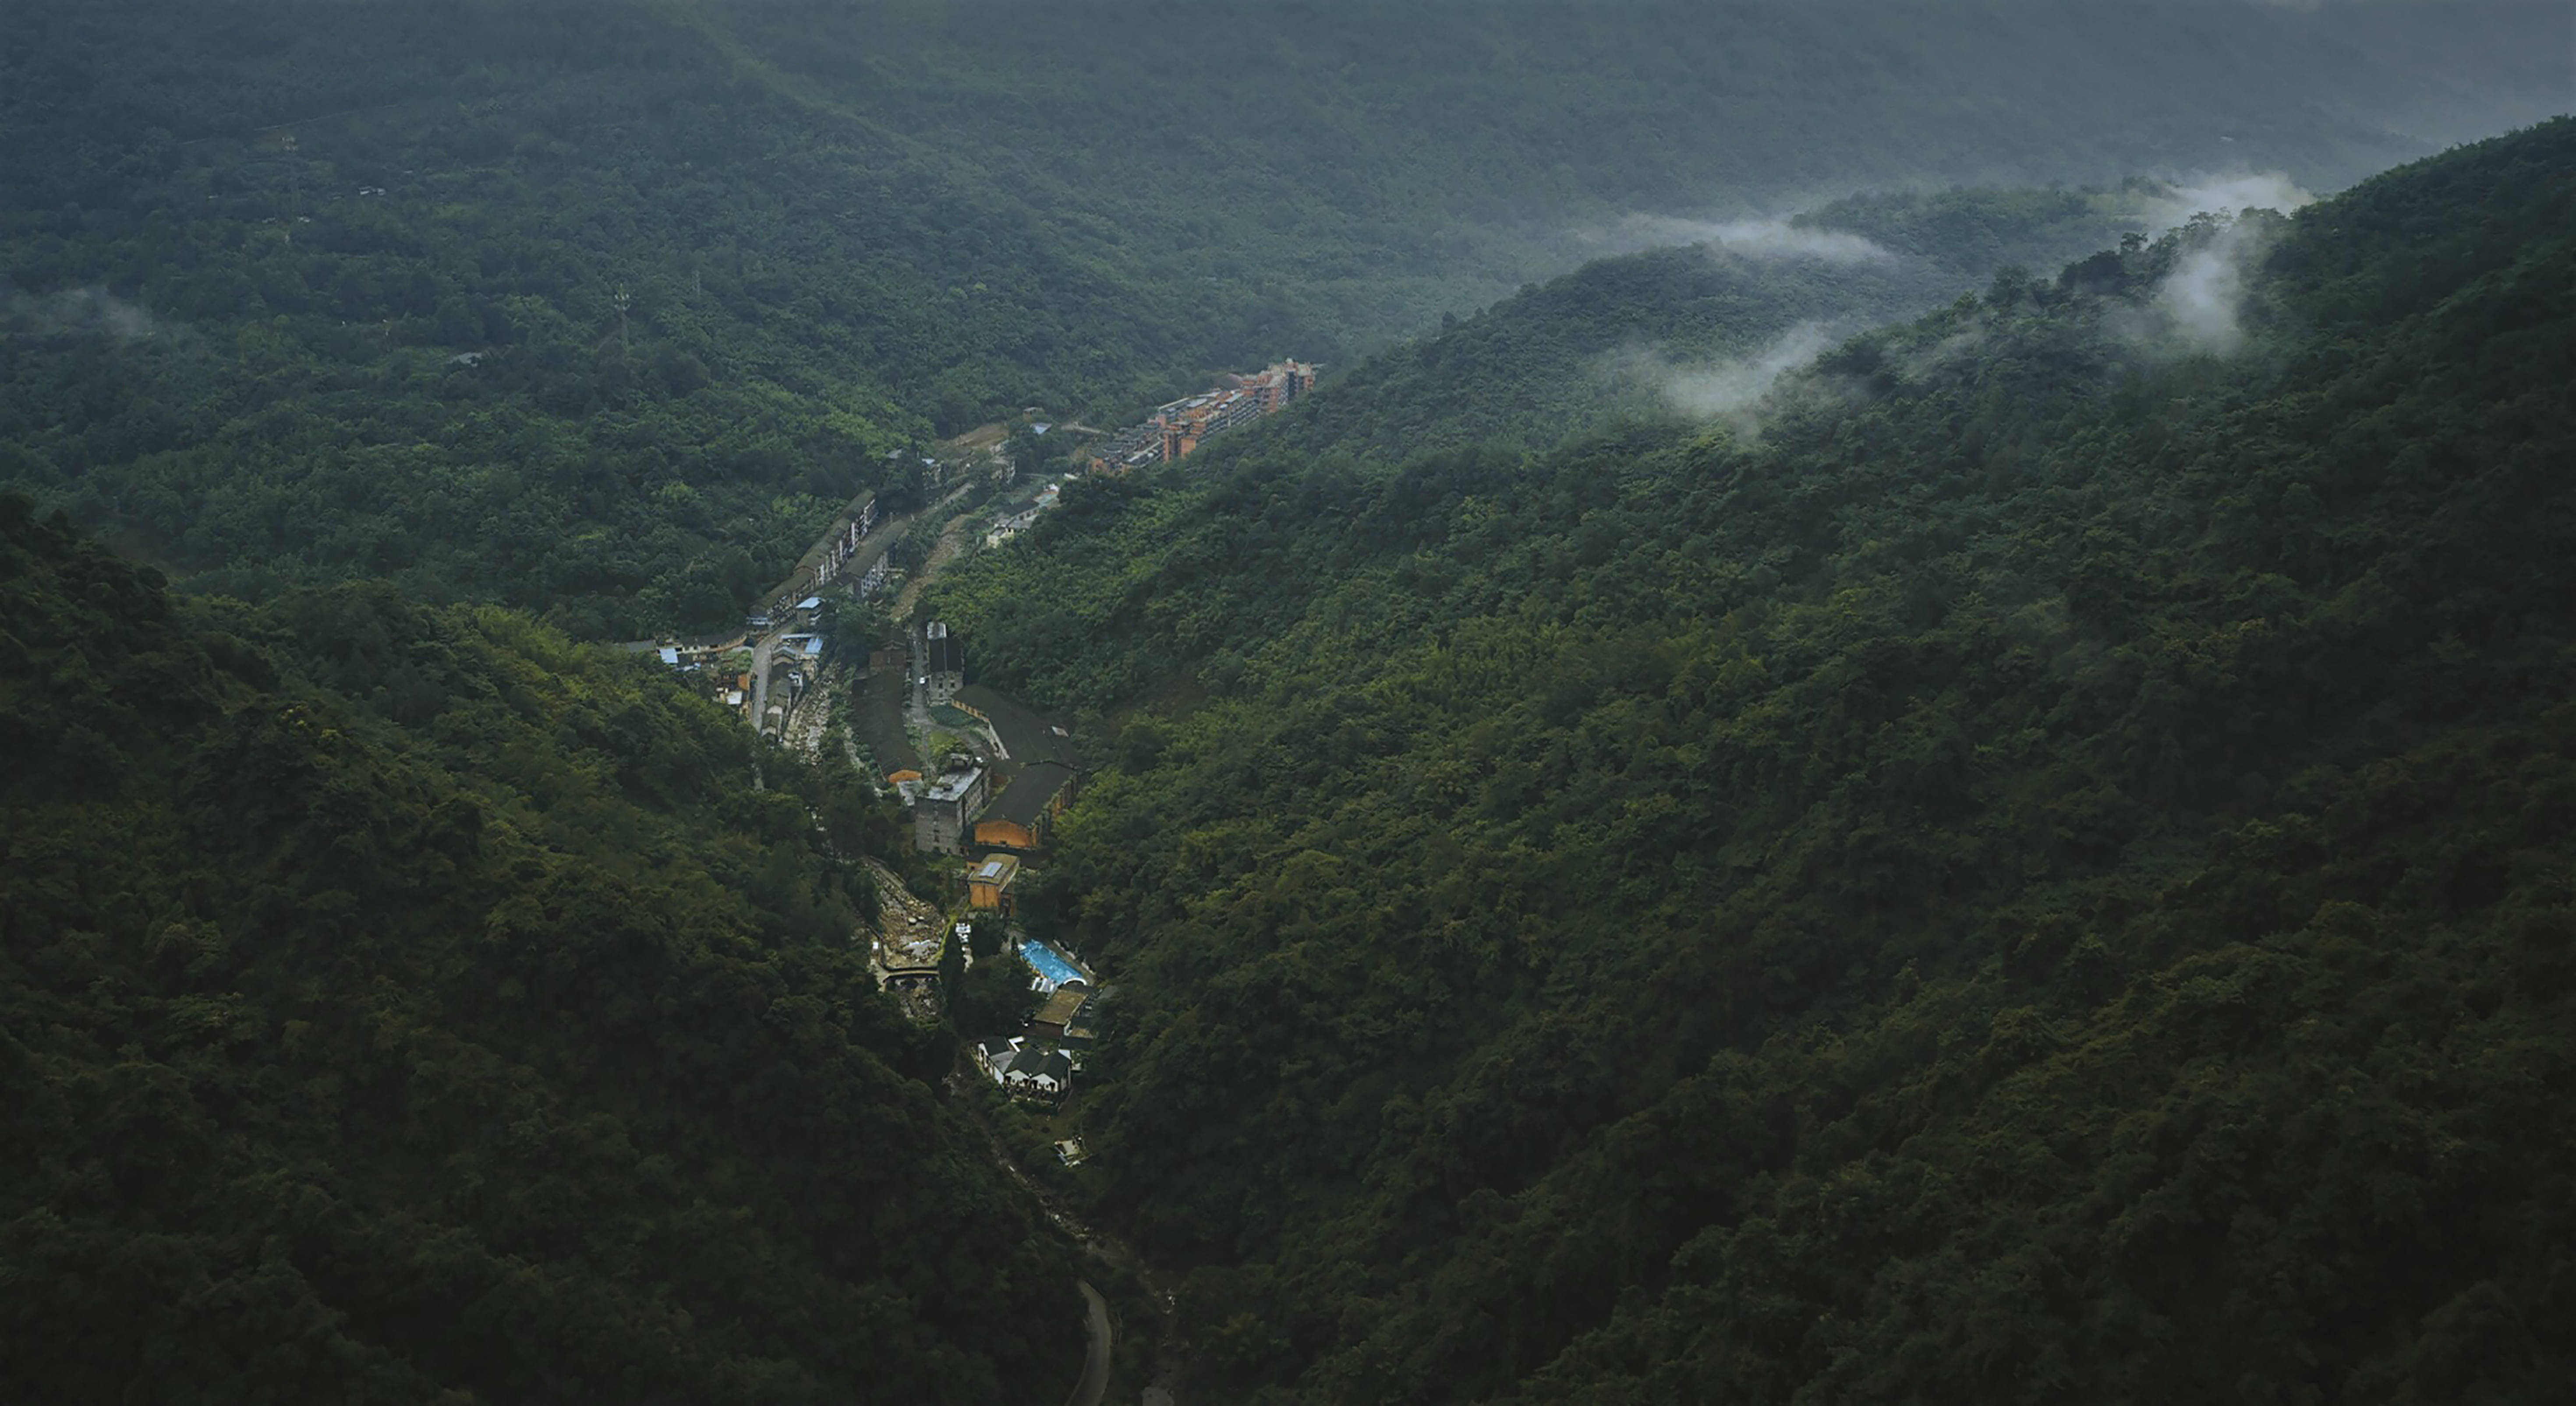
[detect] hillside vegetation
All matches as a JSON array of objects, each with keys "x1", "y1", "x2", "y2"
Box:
[
  {"x1": 1242, "y1": 187, "x2": 2162, "y2": 463},
  {"x1": 6, "y1": 0, "x2": 2569, "y2": 634},
  {"x1": 924, "y1": 120, "x2": 2576, "y2": 1401},
  {"x1": 0, "y1": 499, "x2": 1081, "y2": 1402}
]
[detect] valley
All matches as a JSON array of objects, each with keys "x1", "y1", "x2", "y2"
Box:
[{"x1": 4, "y1": 4, "x2": 2572, "y2": 1402}]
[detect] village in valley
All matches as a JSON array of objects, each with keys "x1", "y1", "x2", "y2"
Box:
[{"x1": 612, "y1": 358, "x2": 1317, "y2": 1158}]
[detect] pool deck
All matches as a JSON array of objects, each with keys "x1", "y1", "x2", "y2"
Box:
[{"x1": 1021, "y1": 938, "x2": 1092, "y2": 989}]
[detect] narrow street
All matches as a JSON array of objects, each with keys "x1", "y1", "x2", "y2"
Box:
[
  {"x1": 752, "y1": 481, "x2": 972, "y2": 745},
  {"x1": 891, "y1": 504, "x2": 976, "y2": 621}
]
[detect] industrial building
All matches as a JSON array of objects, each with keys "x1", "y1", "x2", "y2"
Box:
[{"x1": 973, "y1": 761, "x2": 1079, "y2": 852}]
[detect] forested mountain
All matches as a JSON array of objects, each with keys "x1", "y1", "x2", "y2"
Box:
[
  {"x1": 7, "y1": 4, "x2": 2570, "y2": 1399},
  {"x1": 1246, "y1": 186, "x2": 2156, "y2": 462},
  {"x1": 6, "y1": 0, "x2": 2569, "y2": 635},
  {"x1": 924, "y1": 119, "x2": 2576, "y2": 1401},
  {"x1": 0, "y1": 498, "x2": 1081, "y2": 1402}
]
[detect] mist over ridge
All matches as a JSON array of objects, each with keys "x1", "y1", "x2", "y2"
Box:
[
  {"x1": 1620, "y1": 171, "x2": 2326, "y2": 416},
  {"x1": 11, "y1": 0, "x2": 2561, "y2": 635},
  {"x1": 3, "y1": 2, "x2": 2573, "y2": 1402}
]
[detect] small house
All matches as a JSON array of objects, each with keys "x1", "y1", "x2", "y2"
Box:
[
  {"x1": 1003, "y1": 1047, "x2": 1074, "y2": 1105},
  {"x1": 966, "y1": 853, "x2": 1021, "y2": 913},
  {"x1": 1030, "y1": 983, "x2": 1088, "y2": 1040},
  {"x1": 975, "y1": 1035, "x2": 1024, "y2": 1083}
]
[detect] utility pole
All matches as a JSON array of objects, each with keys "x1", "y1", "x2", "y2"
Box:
[{"x1": 613, "y1": 286, "x2": 632, "y2": 356}]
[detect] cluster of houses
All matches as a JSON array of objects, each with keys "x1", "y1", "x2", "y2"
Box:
[
  {"x1": 634, "y1": 619, "x2": 830, "y2": 724},
  {"x1": 620, "y1": 635, "x2": 757, "y2": 714},
  {"x1": 867, "y1": 625, "x2": 1099, "y2": 1110},
  {"x1": 975, "y1": 1035, "x2": 1075, "y2": 1103},
  {"x1": 626, "y1": 488, "x2": 891, "y2": 726},
  {"x1": 970, "y1": 936, "x2": 1097, "y2": 1106},
  {"x1": 985, "y1": 480, "x2": 1062, "y2": 548},
  {"x1": 912, "y1": 749, "x2": 1083, "y2": 860},
  {"x1": 758, "y1": 492, "x2": 882, "y2": 624}
]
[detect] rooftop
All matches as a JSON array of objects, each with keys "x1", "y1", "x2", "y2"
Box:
[
  {"x1": 1034, "y1": 986, "x2": 1087, "y2": 1028},
  {"x1": 956, "y1": 685, "x2": 1078, "y2": 768},
  {"x1": 984, "y1": 761, "x2": 1078, "y2": 829},
  {"x1": 925, "y1": 631, "x2": 966, "y2": 675},
  {"x1": 924, "y1": 767, "x2": 985, "y2": 803}
]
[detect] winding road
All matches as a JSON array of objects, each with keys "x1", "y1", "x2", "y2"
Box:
[
  {"x1": 953, "y1": 1061, "x2": 1189, "y2": 1404},
  {"x1": 1065, "y1": 1280, "x2": 1112, "y2": 1406}
]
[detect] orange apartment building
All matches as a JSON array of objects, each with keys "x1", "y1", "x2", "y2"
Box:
[{"x1": 1087, "y1": 359, "x2": 1317, "y2": 473}]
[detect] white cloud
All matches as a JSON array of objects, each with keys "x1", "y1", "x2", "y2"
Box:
[
  {"x1": 2133, "y1": 172, "x2": 2314, "y2": 232},
  {"x1": 2, "y1": 286, "x2": 165, "y2": 341},
  {"x1": 1598, "y1": 214, "x2": 1893, "y2": 264},
  {"x1": 2129, "y1": 214, "x2": 2286, "y2": 357},
  {"x1": 2155, "y1": 240, "x2": 2253, "y2": 353},
  {"x1": 1650, "y1": 321, "x2": 1843, "y2": 417}
]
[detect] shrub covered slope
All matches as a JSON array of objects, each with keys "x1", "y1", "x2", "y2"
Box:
[
  {"x1": 925, "y1": 120, "x2": 2576, "y2": 1400},
  {"x1": 0, "y1": 501, "x2": 1081, "y2": 1402}
]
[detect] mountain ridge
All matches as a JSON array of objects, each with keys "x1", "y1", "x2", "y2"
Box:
[
  {"x1": 923, "y1": 117, "x2": 2576, "y2": 1402},
  {"x1": 7, "y1": 0, "x2": 2569, "y2": 634}
]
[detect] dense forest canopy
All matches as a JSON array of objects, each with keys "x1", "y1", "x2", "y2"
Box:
[
  {"x1": 4, "y1": 0, "x2": 2569, "y2": 634},
  {"x1": 6, "y1": 3, "x2": 2572, "y2": 1399},
  {"x1": 0, "y1": 498, "x2": 1083, "y2": 1401},
  {"x1": 1235, "y1": 186, "x2": 2170, "y2": 463},
  {"x1": 925, "y1": 119, "x2": 2576, "y2": 1401}
]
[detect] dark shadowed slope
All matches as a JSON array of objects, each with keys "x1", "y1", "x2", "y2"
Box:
[{"x1": 0, "y1": 499, "x2": 1085, "y2": 1402}]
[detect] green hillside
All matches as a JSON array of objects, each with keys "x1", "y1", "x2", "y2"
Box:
[
  {"x1": 923, "y1": 119, "x2": 2576, "y2": 1400},
  {"x1": 0, "y1": 498, "x2": 1081, "y2": 1402},
  {"x1": 6, "y1": 0, "x2": 2568, "y2": 635},
  {"x1": 1239, "y1": 186, "x2": 2158, "y2": 462}
]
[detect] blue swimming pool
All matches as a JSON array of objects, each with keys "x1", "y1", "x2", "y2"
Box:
[{"x1": 1019, "y1": 939, "x2": 1087, "y2": 990}]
